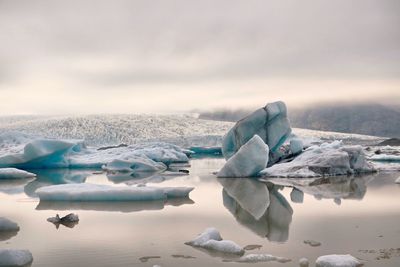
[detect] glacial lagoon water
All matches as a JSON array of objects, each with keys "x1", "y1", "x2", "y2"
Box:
[{"x1": 1, "y1": 158, "x2": 400, "y2": 267}]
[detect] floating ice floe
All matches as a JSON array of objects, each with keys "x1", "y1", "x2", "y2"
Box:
[
  {"x1": 222, "y1": 101, "x2": 291, "y2": 165},
  {"x1": 217, "y1": 135, "x2": 269, "y2": 178},
  {"x1": 185, "y1": 228, "x2": 244, "y2": 255},
  {"x1": 369, "y1": 154, "x2": 400, "y2": 162},
  {"x1": 36, "y1": 183, "x2": 193, "y2": 201},
  {"x1": 261, "y1": 141, "x2": 375, "y2": 178},
  {"x1": 0, "y1": 249, "x2": 33, "y2": 267},
  {"x1": 0, "y1": 218, "x2": 20, "y2": 232},
  {"x1": 226, "y1": 253, "x2": 291, "y2": 263},
  {"x1": 0, "y1": 138, "x2": 189, "y2": 170},
  {"x1": 315, "y1": 254, "x2": 362, "y2": 267},
  {"x1": 0, "y1": 168, "x2": 36, "y2": 179},
  {"x1": 0, "y1": 217, "x2": 20, "y2": 241},
  {"x1": 102, "y1": 158, "x2": 167, "y2": 173}
]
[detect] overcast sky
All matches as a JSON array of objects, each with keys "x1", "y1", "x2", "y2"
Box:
[{"x1": 0, "y1": 0, "x2": 399, "y2": 115}]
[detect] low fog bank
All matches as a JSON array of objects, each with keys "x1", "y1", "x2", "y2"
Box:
[{"x1": 198, "y1": 103, "x2": 400, "y2": 138}]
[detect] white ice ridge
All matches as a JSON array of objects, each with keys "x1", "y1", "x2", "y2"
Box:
[
  {"x1": 185, "y1": 228, "x2": 244, "y2": 255},
  {"x1": 217, "y1": 135, "x2": 269, "y2": 178},
  {"x1": 261, "y1": 141, "x2": 375, "y2": 178},
  {"x1": 36, "y1": 183, "x2": 193, "y2": 201},
  {"x1": 315, "y1": 254, "x2": 362, "y2": 267},
  {"x1": 0, "y1": 138, "x2": 189, "y2": 169},
  {"x1": 0, "y1": 218, "x2": 20, "y2": 232},
  {"x1": 0, "y1": 249, "x2": 33, "y2": 267},
  {"x1": 227, "y1": 253, "x2": 291, "y2": 263},
  {"x1": 0, "y1": 114, "x2": 233, "y2": 147},
  {"x1": 0, "y1": 168, "x2": 36, "y2": 179}
]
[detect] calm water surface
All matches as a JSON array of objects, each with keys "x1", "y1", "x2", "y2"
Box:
[{"x1": 1, "y1": 158, "x2": 400, "y2": 266}]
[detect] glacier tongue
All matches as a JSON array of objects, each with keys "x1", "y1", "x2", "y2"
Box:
[{"x1": 221, "y1": 101, "x2": 291, "y2": 164}]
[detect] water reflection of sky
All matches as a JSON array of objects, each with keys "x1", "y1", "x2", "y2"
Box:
[{"x1": 0, "y1": 159, "x2": 400, "y2": 266}]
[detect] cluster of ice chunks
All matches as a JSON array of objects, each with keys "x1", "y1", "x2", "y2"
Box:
[{"x1": 0, "y1": 139, "x2": 189, "y2": 170}]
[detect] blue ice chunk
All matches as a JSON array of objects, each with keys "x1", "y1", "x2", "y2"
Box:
[
  {"x1": 217, "y1": 135, "x2": 269, "y2": 178},
  {"x1": 0, "y1": 139, "x2": 84, "y2": 169},
  {"x1": 222, "y1": 101, "x2": 291, "y2": 164}
]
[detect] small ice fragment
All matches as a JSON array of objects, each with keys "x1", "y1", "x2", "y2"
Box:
[
  {"x1": 47, "y1": 213, "x2": 79, "y2": 229},
  {"x1": 185, "y1": 228, "x2": 244, "y2": 255},
  {"x1": 299, "y1": 257, "x2": 309, "y2": 267},
  {"x1": 290, "y1": 188, "x2": 304, "y2": 203},
  {"x1": 243, "y1": 244, "x2": 262, "y2": 251},
  {"x1": 228, "y1": 253, "x2": 291, "y2": 263},
  {"x1": 304, "y1": 240, "x2": 321, "y2": 247},
  {"x1": 290, "y1": 138, "x2": 304, "y2": 155},
  {"x1": 0, "y1": 249, "x2": 33, "y2": 267},
  {"x1": 217, "y1": 135, "x2": 269, "y2": 178},
  {"x1": 395, "y1": 177, "x2": 400, "y2": 184},
  {"x1": 102, "y1": 158, "x2": 167, "y2": 173},
  {"x1": 316, "y1": 254, "x2": 362, "y2": 267},
  {"x1": 185, "y1": 228, "x2": 222, "y2": 246},
  {"x1": 0, "y1": 168, "x2": 36, "y2": 179},
  {"x1": 201, "y1": 240, "x2": 244, "y2": 255}
]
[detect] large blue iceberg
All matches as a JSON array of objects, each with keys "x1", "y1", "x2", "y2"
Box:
[{"x1": 221, "y1": 101, "x2": 291, "y2": 165}]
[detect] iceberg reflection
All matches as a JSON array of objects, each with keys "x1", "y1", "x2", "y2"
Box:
[
  {"x1": 220, "y1": 178, "x2": 293, "y2": 242},
  {"x1": 36, "y1": 198, "x2": 194, "y2": 213}
]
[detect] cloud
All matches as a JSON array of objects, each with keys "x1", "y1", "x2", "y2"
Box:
[{"x1": 0, "y1": 0, "x2": 399, "y2": 113}]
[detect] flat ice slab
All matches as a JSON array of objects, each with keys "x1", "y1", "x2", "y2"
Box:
[
  {"x1": 0, "y1": 249, "x2": 33, "y2": 267},
  {"x1": 0, "y1": 218, "x2": 20, "y2": 232},
  {"x1": 227, "y1": 253, "x2": 291, "y2": 263},
  {"x1": 0, "y1": 168, "x2": 36, "y2": 179},
  {"x1": 36, "y1": 183, "x2": 193, "y2": 201},
  {"x1": 370, "y1": 154, "x2": 400, "y2": 162},
  {"x1": 185, "y1": 228, "x2": 244, "y2": 255},
  {"x1": 316, "y1": 254, "x2": 362, "y2": 267}
]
